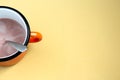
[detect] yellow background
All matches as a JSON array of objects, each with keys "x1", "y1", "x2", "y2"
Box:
[{"x1": 0, "y1": 0, "x2": 120, "y2": 80}]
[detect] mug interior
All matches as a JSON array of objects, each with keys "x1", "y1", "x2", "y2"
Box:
[
  {"x1": 0, "y1": 8, "x2": 27, "y2": 42},
  {"x1": 0, "y1": 7, "x2": 30, "y2": 59}
]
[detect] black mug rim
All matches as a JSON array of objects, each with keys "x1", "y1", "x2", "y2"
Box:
[{"x1": 0, "y1": 6, "x2": 30, "y2": 62}]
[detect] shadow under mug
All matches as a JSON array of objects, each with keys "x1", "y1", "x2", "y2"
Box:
[{"x1": 0, "y1": 6, "x2": 42, "y2": 66}]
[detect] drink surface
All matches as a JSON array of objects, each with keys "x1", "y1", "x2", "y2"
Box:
[{"x1": 0, "y1": 18, "x2": 26, "y2": 58}]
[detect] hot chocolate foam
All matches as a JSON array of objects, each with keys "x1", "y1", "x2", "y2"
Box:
[{"x1": 0, "y1": 18, "x2": 26, "y2": 57}]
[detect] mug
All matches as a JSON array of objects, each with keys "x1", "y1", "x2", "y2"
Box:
[{"x1": 0, "y1": 6, "x2": 42, "y2": 66}]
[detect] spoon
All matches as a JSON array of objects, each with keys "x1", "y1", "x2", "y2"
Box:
[{"x1": 6, "y1": 41, "x2": 27, "y2": 52}]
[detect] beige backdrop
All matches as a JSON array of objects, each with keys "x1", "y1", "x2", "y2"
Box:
[{"x1": 0, "y1": 0, "x2": 120, "y2": 80}]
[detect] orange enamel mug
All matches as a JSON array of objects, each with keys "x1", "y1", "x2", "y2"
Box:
[{"x1": 0, "y1": 6, "x2": 42, "y2": 66}]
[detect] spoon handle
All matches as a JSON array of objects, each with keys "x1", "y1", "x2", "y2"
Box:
[{"x1": 6, "y1": 41, "x2": 27, "y2": 52}]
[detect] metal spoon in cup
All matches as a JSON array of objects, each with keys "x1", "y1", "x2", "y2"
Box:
[{"x1": 6, "y1": 41, "x2": 27, "y2": 52}]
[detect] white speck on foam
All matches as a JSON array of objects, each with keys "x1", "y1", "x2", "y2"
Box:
[{"x1": 0, "y1": 22, "x2": 7, "y2": 33}]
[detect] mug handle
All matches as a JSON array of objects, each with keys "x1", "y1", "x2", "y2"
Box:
[{"x1": 29, "y1": 32, "x2": 42, "y2": 43}]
